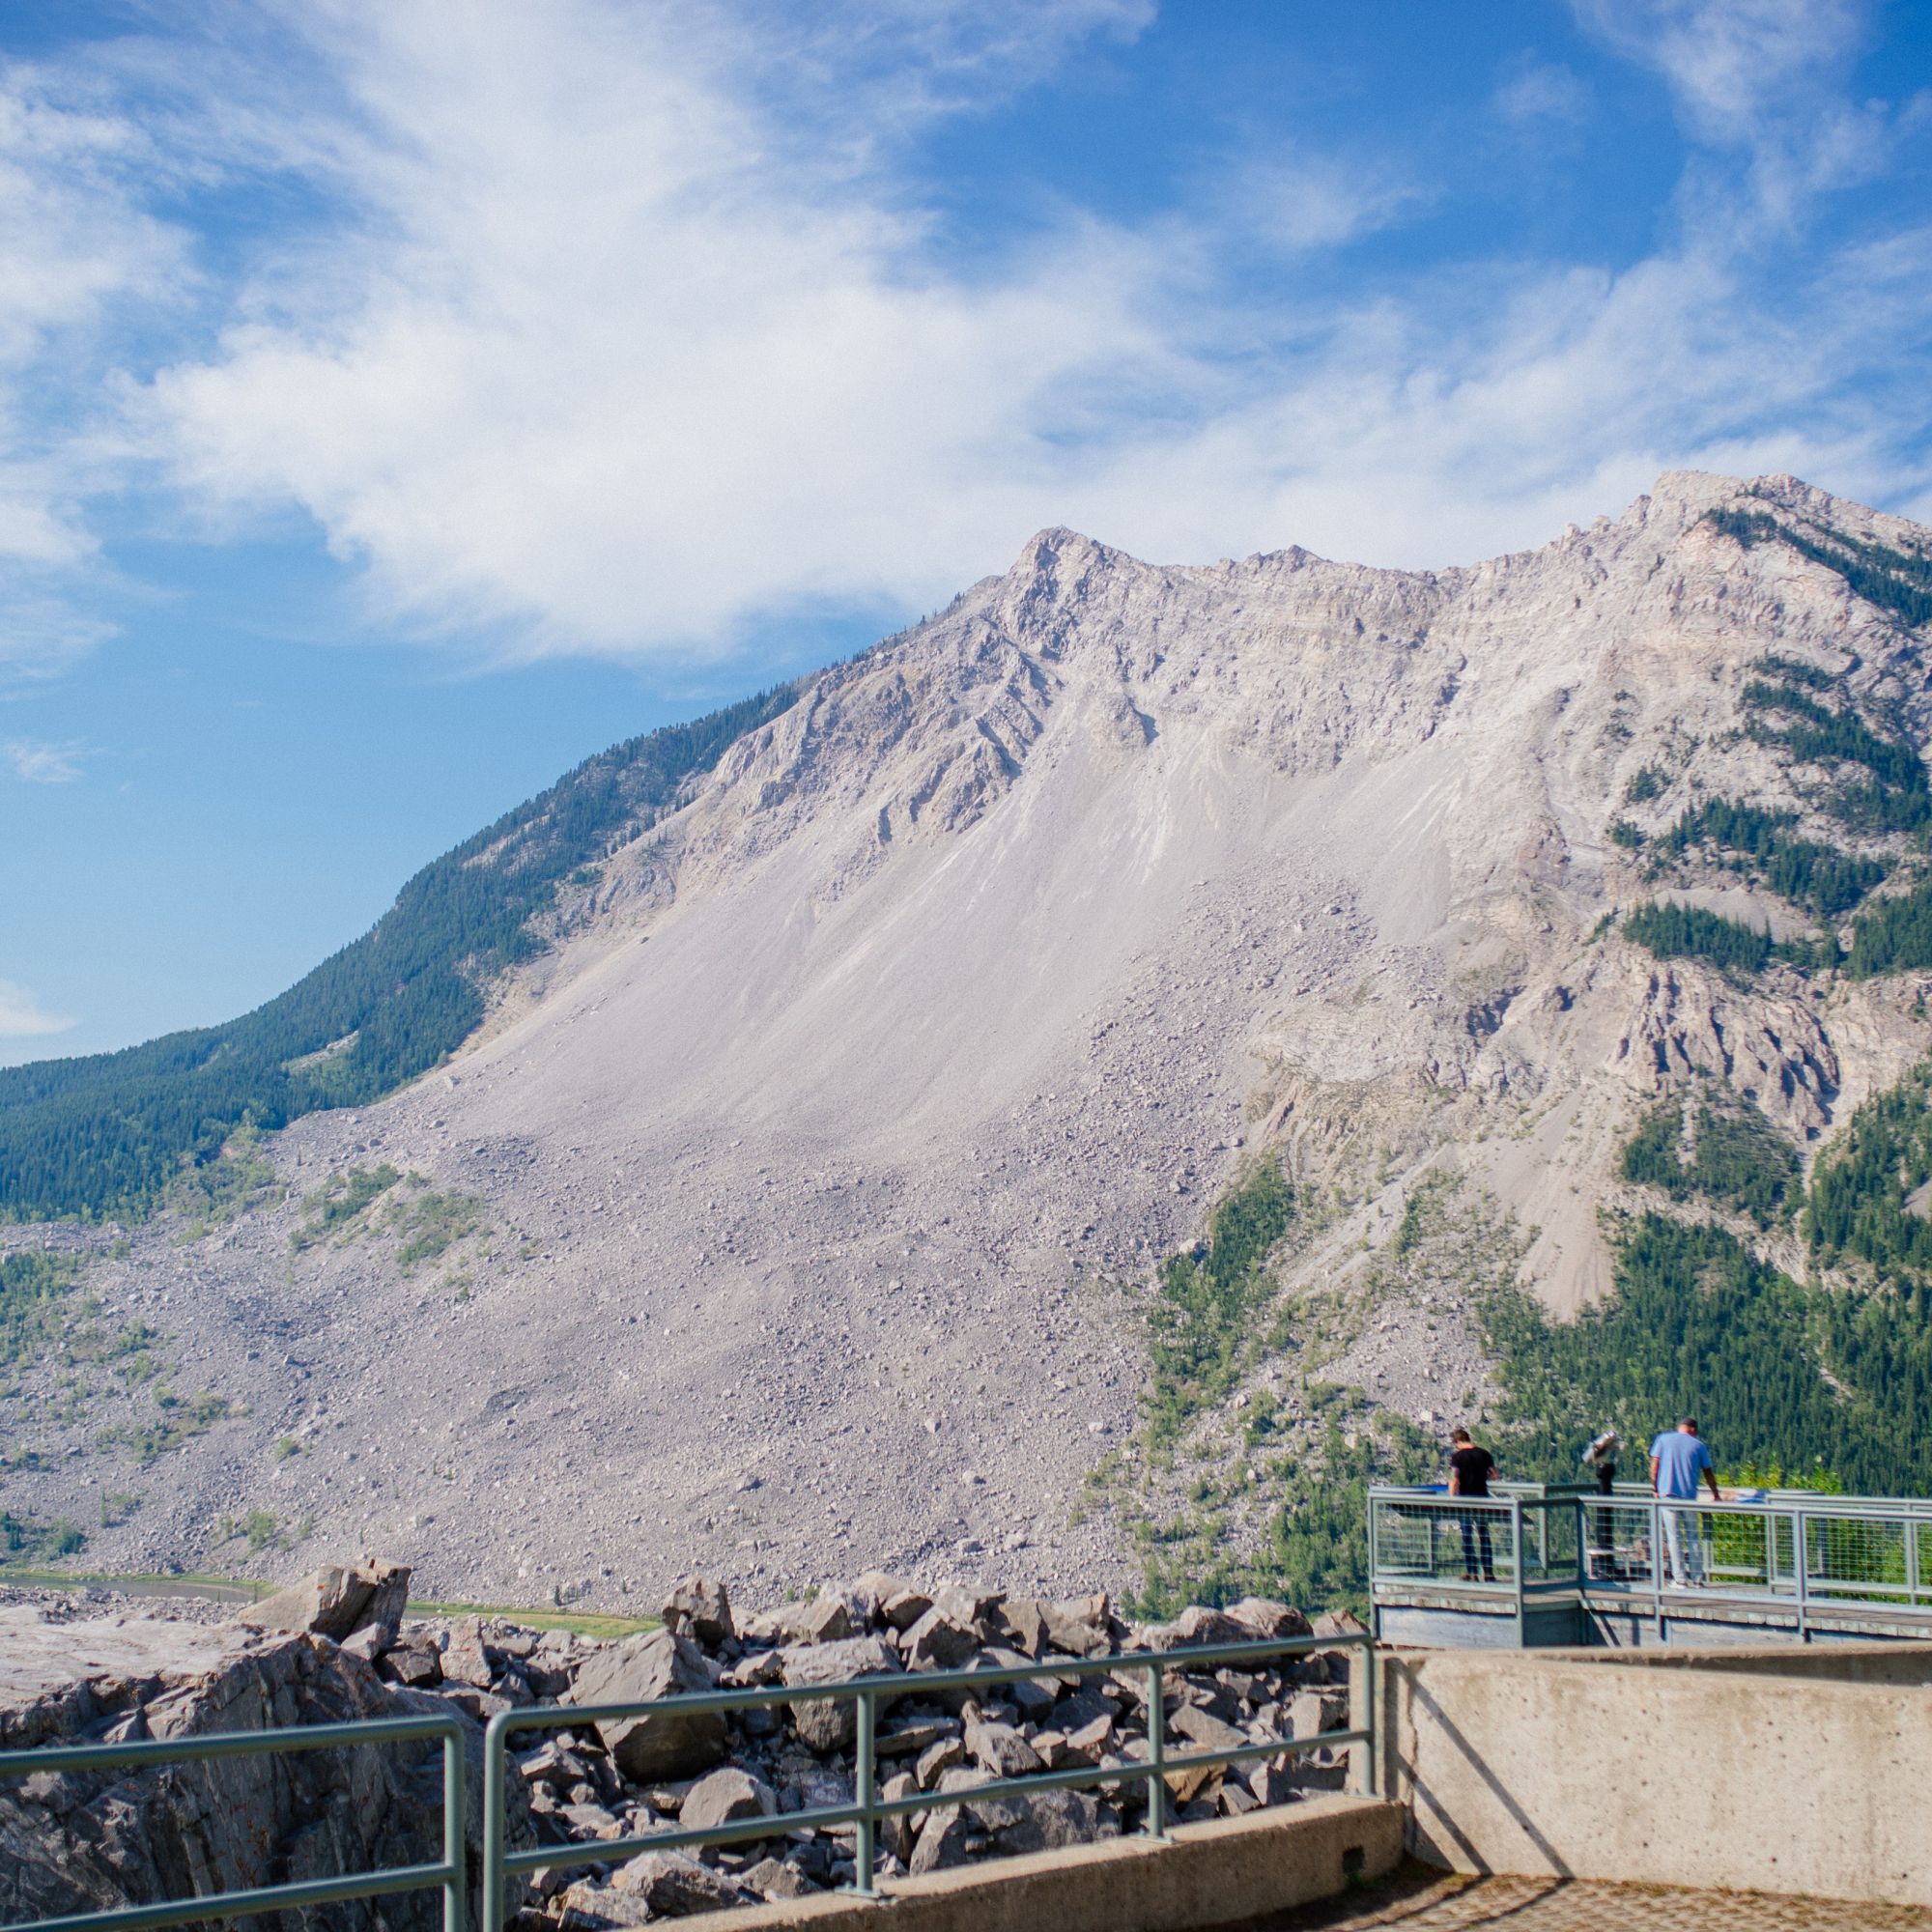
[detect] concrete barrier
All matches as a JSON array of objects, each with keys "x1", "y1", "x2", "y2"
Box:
[
  {"x1": 665, "y1": 1795, "x2": 1403, "y2": 1932},
  {"x1": 1382, "y1": 1643, "x2": 1932, "y2": 1905}
]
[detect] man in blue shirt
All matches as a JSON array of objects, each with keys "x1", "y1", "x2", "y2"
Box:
[{"x1": 1650, "y1": 1418, "x2": 1722, "y2": 1587}]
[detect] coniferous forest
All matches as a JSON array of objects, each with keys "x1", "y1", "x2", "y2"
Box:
[{"x1": 0, "y1": 684, "x2": 799, "y2": 1222}]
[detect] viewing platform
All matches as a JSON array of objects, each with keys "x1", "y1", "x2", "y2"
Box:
[{"x1": 1369, "y1": 1480, "x2": 1932, "y2": 1648}]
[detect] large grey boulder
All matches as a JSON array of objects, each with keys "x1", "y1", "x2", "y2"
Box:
[
  {"x1": 0, "y1": 1606, "x2": 526, "y2": 1932},
  {"x1": 779, "y1": 1635, "x2": 898, "y2": 1750},
  {"x1": 567, "y1": 1630, "x2": 726, "y2": 1782},
  {"x1": 232, "y1": 1554, "x2": 412, "y2": 1647},
  {"x1": 678, "y1": 1765, "x2": 776, "y2": 1833},
  {"x1": 662, "y1": 1577, "x2": 734, "y2": 1650}
]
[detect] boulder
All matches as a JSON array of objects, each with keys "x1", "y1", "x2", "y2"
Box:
[
  {"x1": 563, "y1": 1852, "x2": 750, "y2": 1924},
  {"x1": 0, "y1": 1606, "x2": 528, "y2": 1932},
  {"x1": 901, "y1": 1602, "x2": 980, "y2": 1671},
  {"x1": 964, "y1": 1719, "x2": 1042, "y2": 1777},
  {"x1": 879, "y1": 1770, "x2": 920, "y2": 1862},
  {"x1": 908, "y1": 1808, "x2": 974, "y2": 1874},
  {"x1": 662, "y1": 1577, "x2": 734, "y2": 1650},
  {"x1": 790, "y1": 1593, "x2": 853, "y2": 1645},
  {"x1": 440, "y1": 1618, "x2": 496, "y2": 1690},
  {"x1": 916, "y1": 1736, "x2": 966, "y2": 1789},
  {"x1": 1142, "y1": 1605, "x2": 1249, "y2": 1652},
  {"x1": 980, "y1": 1786, "x2": 1099, "y2": 1853},
  {"x1": 779, "y1": 1635, "x2": 898, "y2": 1750},
  {"x1": 742, "y1": 1856, "x2": 815, "y2": 1900},
  {"x1": 880, "y1": 1586, "x2": 934, "y2": 1632},
  {"x1": 568, "y1": 1630, "x2": 726, "y2": 1783},
  {"x1": 1289, "y1": 1690, "x2": 1350, "y2": 1740},
  {"x1": 1042, "y1": 1595, "x2": 1117, "y2": 1659},
  {"x1": 232, "y1": 1554, "x2": 412, "y2": 1645},
  {"x1": 678, "y1": 1766, "x2": 777, "y2": 1833},
  {"x1": 1225, "y1": 1599, "x2": 1313, "y2": 1642},
  {"x1": 1172, "y1": 1704, "x2": 1246, "y2": 1753}
]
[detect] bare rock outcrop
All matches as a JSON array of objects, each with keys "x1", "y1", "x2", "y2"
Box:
[{"x1": 0, "y1": 1604, "x2": 527, "y2": 1932}]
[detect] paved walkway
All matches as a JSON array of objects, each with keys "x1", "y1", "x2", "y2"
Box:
[{"x1": 1217, "y1": 1868, "x2": 1932, "y2": 1931}]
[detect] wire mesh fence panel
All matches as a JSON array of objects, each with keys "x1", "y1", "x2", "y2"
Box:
[
  {"x1": 1371, "y1": 1498, "x2": 1517, "y2": 1584},
  {"x1": 1522, "y1": 1501, "x2": 1578, "y2": 1585},
  {"x1": 1706, "y1": 1507, "x2": 1777, "y2": 1590},
  {"x1": 1586, "y1": 1500, "x2": 1662, "y2": 1586},
  {"x1": 1805, "y1": 1512, "x2": 1912, "y2": 1603}
]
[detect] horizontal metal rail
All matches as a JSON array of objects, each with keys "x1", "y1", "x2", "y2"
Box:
[
  {"x1": 481, "y1": 1629, "x2": 1373, "y2": 1927},
  {"x1": 1369, "y1": 1484, "x2": 1932, "y2": 1639},
  {"x1": 0, "y1": 1712, "x2": 467, "y2": 1932}
]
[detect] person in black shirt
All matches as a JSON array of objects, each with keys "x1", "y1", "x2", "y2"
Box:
[{"x1": 1447, "y1": 1426, "x2": 1497, "y2": 1582}]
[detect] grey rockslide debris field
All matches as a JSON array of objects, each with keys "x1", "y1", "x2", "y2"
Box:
[{"x1": 0, "y1": 1563, "x2": 1362, "y2": 1928}]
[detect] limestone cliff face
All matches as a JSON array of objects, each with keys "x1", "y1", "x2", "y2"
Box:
[{"x1": 14, "y1": 470, "x2": 1932, "y2": 1605}]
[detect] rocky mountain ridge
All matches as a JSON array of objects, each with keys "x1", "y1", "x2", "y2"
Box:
[{"x1": 5, "y1": 469, "x2": 1932, "y2": 1608}]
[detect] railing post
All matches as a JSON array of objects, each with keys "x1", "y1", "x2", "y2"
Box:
[
  {"x1": 1795, "y1": 1509, "x2": 1810, "y2": 1642},
  {"x1": 1511, "y1": 1497, "x2": 1526, "y2": 1647},
  {"x1": 1352, "y1": 1636, "x2": 1377, "y2": 1798},
  {"x1": 482, "y1": 1712, "x2": 509, "y2": 1932},
  {"x1": 1144, "y1": 1661, "x2": 1167, "y2": 1840},
  {"x1": 443, "y1": 1726, "x2": 468, "y2": 1932},
  {"x1": 852, "y1": 1688, "x2": 877, "y2": 1895},
  {"x1": 1910, "y1": 1511, "x2": 1922, "y2": 1608}
]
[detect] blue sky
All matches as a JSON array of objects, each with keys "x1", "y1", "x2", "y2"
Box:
[{"x1": 2, "y1": 0, "x2": 1930, "y2": 1062}]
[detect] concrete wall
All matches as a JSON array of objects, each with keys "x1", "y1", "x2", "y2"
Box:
[
  {"x1": 1383, "y1": 1645, "x2": 1932, "y2": 1904},
  {"x1": 670, "y1": 1797, "x2": 1404, "y2": 1932}
]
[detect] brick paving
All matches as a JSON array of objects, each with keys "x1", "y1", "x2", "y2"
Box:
[{"x1": 1214, "y1": 1866, "x2": 1932, "y2": 1932}]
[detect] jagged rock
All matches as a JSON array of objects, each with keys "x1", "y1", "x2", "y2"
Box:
[
  {"x1": 232, "y1": 1555, "x2": 412, "y2": 1645},
  {"x1": 440, "y1": 1618, "x2": 497, "y2": 1689},
  {"x1": 916, "y1": 1735, "x2": 966, "y2": 1788},
  {"x1": 383, "y1": 1630, "x2": 445, "y2": 1687},
  {"x1": 908, "y1": 1807, "x2": 976, "y2": 1874},
  {"x1": 790, "y1": 1593, "x2": 853, "y2": 1644},
  {"x1": 1225, "y1": 1599, "x2": 1314, "y2": 1642},
  {"x1": 0, "y1": 1607, "x2": 528, "y2": 1932},
  {"x1": 779, "y1": 1634, "x2": 897, "y2": 1750},
  {"x1": 1289, "y1": 1690, "x2": 1350, "y2": 1739},
  {"x1": 568, "y1": 1631, "x2": 726, "y2": 1782},
  {"x1": 876, "y1": 1715, "x2": 958, "y2": 1757},
  {"x1": 742, "y1": 1856, "x2": 816, "y2": 1900},
  {"x1": 662, "y1": 1577, "x2": 734, "y2": 1650},
  {"x1": 1042, "y1": 1595, "x2": 1117, "y2": 1659},
  {"x1": 1312, "y1": 1608, "x2": 1368, "y2": 1638},
  {"x1": 964, "y1": 1719, "x2": 1042, "y2": 1777},
  {"x1": 1172, "y1": 1704, "x2": 1247, "y2": 1754},
  {"x1": 878, "y1": 1769, "x2": 921, "y2": 1861},
  {"x1": 560, "y1": 1852, "x2": 751, "y2": 1925},
  {"x1": 901, "y1": 1602, "x2": 980, "y2": 1670},
  {"x1": 879, "y1": 1586, "x2": 934, "y2": 1632},
  {"x1": 678, "y1": 1766, "x2": 777, "y2": 1833},
  {"x1": 980, "y1": 1786, "x2": 1100, "y2": 1853},
  {"x1": 1142, "y1": 1605, "x2": 1249, "y2": 1652}
]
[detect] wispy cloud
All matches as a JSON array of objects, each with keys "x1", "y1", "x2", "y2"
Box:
[
  {"x1": 5, "y1": 736, "x2": 85, "y2": 782},
  {"x1": 0, "y1": 978, "x2": 75, "y2": 1037},
  {"x1": 1495, "y1": 56, "x2": 1591, "y2": 127},
  {"x1": 0, "y1": 0, "x2": 1925, "y2": 668}
]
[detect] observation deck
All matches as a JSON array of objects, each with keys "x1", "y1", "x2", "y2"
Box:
[{"x1": 1368, "y1": 1481, "x2": 1932, "y2": 1648}]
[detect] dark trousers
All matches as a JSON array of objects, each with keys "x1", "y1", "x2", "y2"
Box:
[{"x1": 1459, "y1": 1511, "x2": 1494, "y2": 1580}]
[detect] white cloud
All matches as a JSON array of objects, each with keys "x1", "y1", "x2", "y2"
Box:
[
  {"x1": 5, "y1": 736, "x2": 85, "y2": 782},
  {"x1": 0, "y1": 0, "x2": 1924, "y2": 668},
  {"x1": 1495, "y1": 57, "x2": 1590, "y2": 127},
  {"x1": 0, "y1": 978, "x2": 75, "y2": 1037}
]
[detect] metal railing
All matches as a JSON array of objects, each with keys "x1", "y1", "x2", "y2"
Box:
[
  {"x1": 0, "y1": 1712, "x2": 467, "y2": 1932},
  {"x1": 1370, "y1": 1482, "x2": 1932, "y2": 1635},
  {"x1": 480, "y1": 1629, "x2": 1375, "y2": 1928},
  {"x1": 0, "y1": 1631, "x2": 1374, "y2": 1932}
]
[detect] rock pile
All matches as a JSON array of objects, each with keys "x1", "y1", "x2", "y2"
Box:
[
  {"x1": 354, "y1": 1571, "x2": 1362, "y2": 1929},
  {"x1": 0, "y1": 1585, "x2": 529, "y2": 1932},
  {"x1": 0, "y1": 1562, "x2": 1362, "y2": 1931}
]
